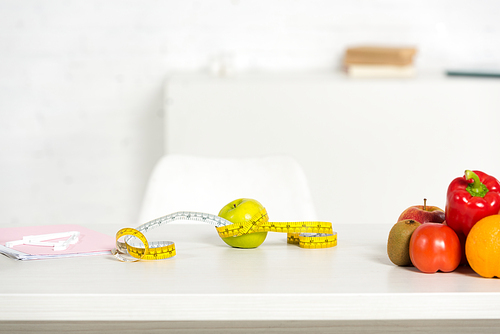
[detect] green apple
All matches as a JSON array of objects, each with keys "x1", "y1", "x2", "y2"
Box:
[{"x1": 218, "y1": 198, "x2": 268, "y2": 248}]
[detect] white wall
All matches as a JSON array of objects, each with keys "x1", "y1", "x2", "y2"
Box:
[{"x1": 1, "y1": 1, "x2": 500, "y2": 226}]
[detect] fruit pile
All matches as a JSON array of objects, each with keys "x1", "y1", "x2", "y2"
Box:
[{"x1": 387, "y1": 170, "x2": 500, "y2": 278}]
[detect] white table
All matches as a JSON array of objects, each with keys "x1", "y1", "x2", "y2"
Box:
[{"x1": 1, "y1": 223, "x2": 500, "y2": 333}]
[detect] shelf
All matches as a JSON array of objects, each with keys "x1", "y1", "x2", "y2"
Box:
[{"x1": 163, "y1": 73, "x2": 500, "y2": 230}]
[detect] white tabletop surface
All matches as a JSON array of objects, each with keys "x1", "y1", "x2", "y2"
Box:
[{"x1": 1, "y1": 222, "x2": 500, "y2": 322}]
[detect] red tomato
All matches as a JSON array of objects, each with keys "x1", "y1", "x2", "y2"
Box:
[{"x1": 409, "y1": 223, "x2": 461, "y2": 273}]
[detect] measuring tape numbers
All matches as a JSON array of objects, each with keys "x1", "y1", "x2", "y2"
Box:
[{"x1": 113, "y1": 209, "x2": 337, "y2": 262}]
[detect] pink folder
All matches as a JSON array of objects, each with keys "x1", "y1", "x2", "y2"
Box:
[{"x1": 0, "y1": 224, "x2": 116, "y2": 260}]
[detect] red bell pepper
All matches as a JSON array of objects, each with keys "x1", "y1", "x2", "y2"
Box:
[{"x1": 445, "y1": 170, "x2": 500, "y2": 239}]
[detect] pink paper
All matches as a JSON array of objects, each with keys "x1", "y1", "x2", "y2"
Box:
[{"x1": 0, "y1": 224, "x2": 115, "y2": 255}]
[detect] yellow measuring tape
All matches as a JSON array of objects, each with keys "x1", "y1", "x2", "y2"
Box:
[{"x1": 113, "y1": 208, "x2": 337, "y2": 262}]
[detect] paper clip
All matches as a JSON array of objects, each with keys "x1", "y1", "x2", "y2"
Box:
[{"x1": 5, "y1": 231, "x2": 80, "y2": 251}]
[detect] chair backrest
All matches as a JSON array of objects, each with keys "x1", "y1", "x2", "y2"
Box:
[{"x1": 137, "y1": 154, "x2": 317, "y2": 224}]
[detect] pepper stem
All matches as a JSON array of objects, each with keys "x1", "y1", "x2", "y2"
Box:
[{"x1": 465, "y1": 170, "x2": 489, "y2": 198}]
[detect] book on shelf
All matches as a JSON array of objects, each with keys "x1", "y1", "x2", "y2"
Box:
[
  {"x1": 344, "y1": 46, "x2": 417, "y2": 66},
  {"x1": 446, "y1": 68, "x2": 500, "y2": 78},
  {"x1": 344, "y1": 64, "x2": 415, "y2": 78},
  {"x1": 343, "y1": 46, "x2": 417, "y2": 78}
]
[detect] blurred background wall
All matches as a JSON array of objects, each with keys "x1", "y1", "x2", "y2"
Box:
[{"x1": 1, "y1": 0, "x2": 499, "y2": 226}]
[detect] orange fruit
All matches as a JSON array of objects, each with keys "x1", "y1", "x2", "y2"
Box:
[{"x1": 465, "y1": 215, "x2": 500, "y2": 278}]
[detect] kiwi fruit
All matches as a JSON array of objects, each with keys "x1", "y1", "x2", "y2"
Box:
[{"x1": 387, "y1": 219, "x2": 421, "y2": 266}]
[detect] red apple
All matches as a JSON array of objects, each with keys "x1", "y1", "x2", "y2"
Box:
[{"x1": 398, "y1": 199, "x2": 445, "y2": 224}]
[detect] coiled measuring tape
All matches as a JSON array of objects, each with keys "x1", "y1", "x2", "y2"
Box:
[{"x1": 113, "y1": 208, "x2": 337, "y2": 262}]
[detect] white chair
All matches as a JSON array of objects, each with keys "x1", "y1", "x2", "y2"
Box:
[{"x1": 137, "y1": 154, "x2": 317, "y2": 224}]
